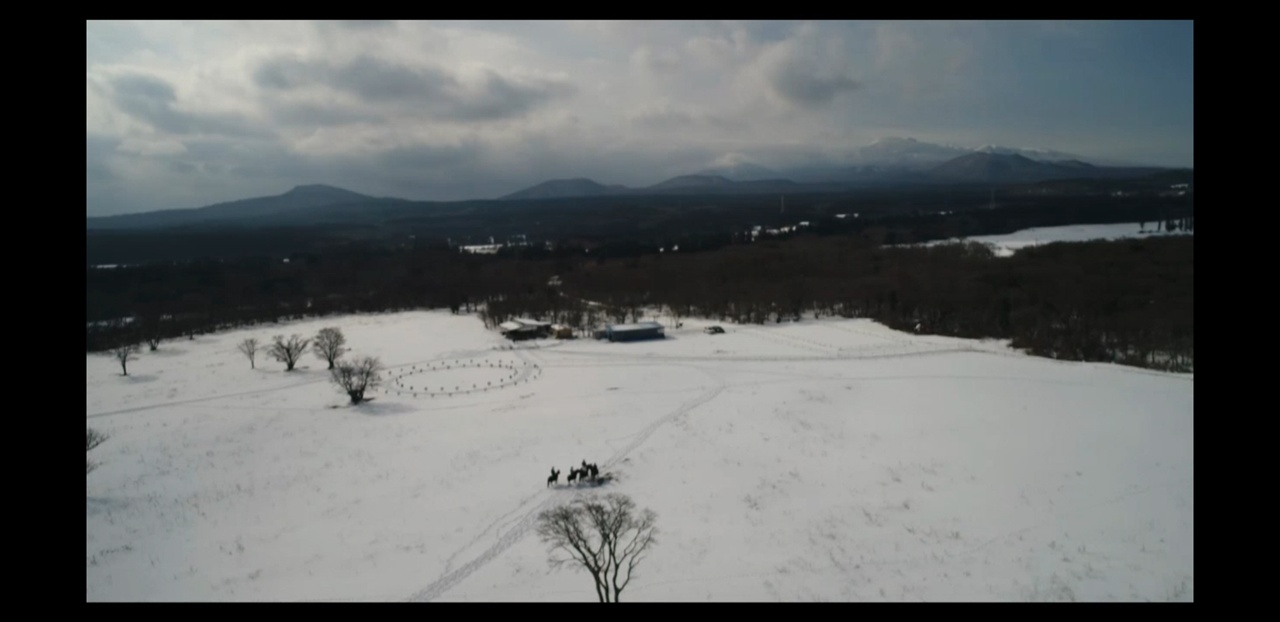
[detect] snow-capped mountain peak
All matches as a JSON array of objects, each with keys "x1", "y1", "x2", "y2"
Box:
[{"x1": 857, "y1": 137, "x2": 1090, "y2": 168}]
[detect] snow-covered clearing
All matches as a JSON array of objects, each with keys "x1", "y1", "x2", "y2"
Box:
[
  {"x1": 87, "y1": 311, "x2": 1192, "y2": 601},
  {"x1": 921, "y1": 222, "x2": 1192, "y2": 257}
]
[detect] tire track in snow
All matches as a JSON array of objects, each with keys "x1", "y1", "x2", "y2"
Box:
[
  {"x1": 440, "y1": 488, "x2": 549, "y2": 577},
  {"x1": 737, "y1": 326, "x2": 838, "y2": 356},
  {"x1": 821, "y1": 320, "x2": 915, "y2": 345},
  {"x1": 87, "y1": 354, "x2": 508, "y2": 419},
  {"x1": 603, "y1": 369, "x2": 724, "y2": 469},
  {"x1": 404, "y1": 367, "x2": 725, "y2": 602},
  {"x1": 406, "y1": 490, "x2": 573, "y2": 602},
  {"x1": 550, "y1": 344, "x2": 977, "y2": 364},
  {"x1": 83, "y1": 376, "x2": 327, "y2": 419}
]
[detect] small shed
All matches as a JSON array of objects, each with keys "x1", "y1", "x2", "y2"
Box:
[
  {"x1": 604, "y1": 321, "x2": 665, "y2": 342},
  {"x1": 499, "y1": 318, "x2": 552, "y2": 340}
]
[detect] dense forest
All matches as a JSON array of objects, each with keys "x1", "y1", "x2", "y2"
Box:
[{"x1": 87, "y1": 206, "x2": 1193, "y2": 372}]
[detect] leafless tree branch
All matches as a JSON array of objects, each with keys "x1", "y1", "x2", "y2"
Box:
[
  {"x1": 536, "y1": 493, "x2": 657, "y2": 602},
  {"x1": 330, "y1": 355, "x2": 382, "y2": 404},
  {"x1": 87, "y1": 428, "x2": 109, "y2": 473},
  {"x1": 267, "y1": 334, "x2": 310, "y2": 371},
  {"x1": 237, "y1": 338, "x2": 259, "y2": 369},
  {"x1": 111, "y1": 343, "x2": 139, "y2": 376},
  {"x1": 313, "y1": 327, "x2": 348, "y2": 370}
]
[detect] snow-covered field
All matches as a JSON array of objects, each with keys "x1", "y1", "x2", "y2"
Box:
[
  {"x1": 87, "y1": 311, "x2": 1193, "y2": 601},
  {"x1": 923, "y1": 222, "x2": 1192, "y2": 256}
]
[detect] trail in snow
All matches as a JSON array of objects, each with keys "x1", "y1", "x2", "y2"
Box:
[
  {"x1": 549, "y1": 339, "x2": 1192, "y2": 381},
  {"x1": 407, "y1": 493, "x2": 570, "y2": 602},
  {"x1": 404, "y1": 365, "x2": 725, "y2": 602},
  {"x1": 86, "y1": 376, "x2": 330, "y2": 419},
  {"x1": 551, "y1": 343, "x2": 979, "y2": 364},
  {"x1": 603, "y1": 369, "x2": 725, "y2": 469}
]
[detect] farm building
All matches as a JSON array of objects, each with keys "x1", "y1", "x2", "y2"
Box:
[
  {"x1": 550, "y1": 324, "x2": 574, "y2": 339},
  {"x1": 498, "y1": 318, "x2": 552, "y2": 340},
  {"x1": 603, "y1": 321, "x2": 665, "y2": 342}
]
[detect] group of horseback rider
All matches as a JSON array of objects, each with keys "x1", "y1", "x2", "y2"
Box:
[{"x1": 547, "y1": 460, "x2": 600, "y2": 486}]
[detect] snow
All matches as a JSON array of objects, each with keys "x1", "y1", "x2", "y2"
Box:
[
  {"x1": 607, "y1": 321, "x2": 664, "y2": 332},
  {"x1": 87, "y1": 311, "x2": 1192, "y2": 601},
  {"x1": 921, "y1": 222, "x2": 1192, "y2": 257}
]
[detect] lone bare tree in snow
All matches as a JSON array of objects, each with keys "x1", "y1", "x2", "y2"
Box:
[
  {"x1": 535, "y1": 493, "x2": 658, "y2": 602},
  {"x1": 330, "y1": 356, "x2": 383, "y2": 404},
  {"x1": 268, "y1": 334, "x2": 310, "y2": 371},
  {"x1": 87, "y1": 428, "x2": 108, "y2": 473},
  {"x1": 313, "y1": 327, "x2": 348, "y2": 370},
  {"x1": 237, "y1": 338, "x2": 260, "y2": 369},
  {"x1": 112, "y1": 343, "x2": 139, "y2": 376},
  {"x1": 136, "y1": 312, "x2": 163, "y2": 351}
]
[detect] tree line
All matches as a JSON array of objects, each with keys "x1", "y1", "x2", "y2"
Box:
[{"x1": 87, "y1": 203, "x2": 1192, "y2": 372}]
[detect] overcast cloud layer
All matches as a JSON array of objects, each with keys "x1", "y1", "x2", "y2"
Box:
[{"x1": 86, "y1": 20, "x2": 1193, "y2": 216}]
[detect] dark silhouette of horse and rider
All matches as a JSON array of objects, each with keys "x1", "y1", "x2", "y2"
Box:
[{"x1": 547, "y1": 460, "x2": 604, "y2": 487}]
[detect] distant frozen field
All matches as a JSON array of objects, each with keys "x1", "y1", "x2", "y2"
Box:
[
  {"x1": 924, "y1": 222, "x2": 1192, "y2": 256},
  {"x1": 87, "y1": 311, "x2": 1193, "y2": 601}
]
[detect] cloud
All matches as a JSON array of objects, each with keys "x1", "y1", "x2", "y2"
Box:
[
  {"x1": 106, "y1": 72, "x2": 266, "y2": 138},
  {"x1": 752, "y1": 24, "x2": 862, "y2": 108},
  {"x1": 107, "y1": 73, "x2": 179, "y2": 128},
  {"x1": 253, "y1": 54, "x2": 574, "y2": 122},
  {"x1": 267, "y1": 102, "x2": 383, "y2": 128},
  {"x1": 254, "y1": 54, "x2": 452, "y2": 102},
  {"x1": 449, "y1": 70, "x2": 576, "y2": 122},
  {"x1": 629, "y1": 101, "x2": 695, "y2": 128},
  {"x1": 771, "y1": 68, "x2": 860, "y2": 108},
  {"x1": 628, "y1": 100, "x2": 743, "y2": 134},
  {"x1": 331, "y1": 20, "x2": 396, "y2": 31},
  {"x1": 332, "y1": 56, "x2": 457, "y2": 103},
  {"x1": 631, "y1": 45, "x2": 681, "y2": 74},
  {"x1": 869, "y1": 21, "x2": 978, "y2": 100},
  {"x1": 116, "y1": 136, "x2": 189, "y2": 156},
  {"x1": 86, "y1": 134, "x2": 118, "y2": 184},
  {"x1": 85, "y1": 21, "x2": 1193, "y2": 215}
]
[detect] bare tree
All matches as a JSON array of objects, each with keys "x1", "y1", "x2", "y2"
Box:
[
  {"x1": 667, "y1": 302, "x2": 688, "y2": 329},
  {"x1": 267, "y1": 334, "x2": 310, "y2": 371},
  {"x1": 237, "y1": 338, "x2": 259, "y2": 369},
  {"x1": 87, "y1": 428, "x2": 109, "y2": 473},
  {"x1": 137, "y1": 312, "x2": 163, "y2": 351},
  {"x1": 313, "y1": 327, "x2": 348, "y2": 370},
  {"x1": 535, "y1": 493, "x2": 658, "y2": 602},
  {"x1": 112, "y1": 343, "x2": 140, "y2": 376},
  {"x1": 582, "y1": 305, "x2": 600, "y2": 338},
  {"x1": 330, "y1": 356, "x2": 383, "y2": 404},
  {"x1": 627, "y1": 302, "x2": 644, "y2": 324}
]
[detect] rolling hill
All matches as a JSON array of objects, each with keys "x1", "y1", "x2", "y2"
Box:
[
  {"x1": 86, "y1": 185, "x2": 404, "y2": 230},
  {"x1": 499, "y1": 178, "x2": 627, "y2": 201}
]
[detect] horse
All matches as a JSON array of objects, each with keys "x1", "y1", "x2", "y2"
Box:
[
  {"x1": 567, "y1": 468, "x2": 581, "y2": 484},
  {"x1": 547, "y1": 467, "x2": 560, "y2": 487},
  {"x1": 576, "y1": 461, "x2": 600, "y2": 482}
]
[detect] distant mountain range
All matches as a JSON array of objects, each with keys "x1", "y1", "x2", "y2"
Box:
[
  {"x1": 854, "y1": 136, "x2": 1116, "y2": 168},
  {"x1": 87, "y1": 138, "x2": 1186, "y2": 231},
  {"x1": 498, "y1": 173, "x2": 807, "y2": 201},
  {"x1": 931, "y1": 153, "x2": 1098, "y2": 184},
  {"x1": 496, "y1": 150, "x2": 1170, "y2": 201}
]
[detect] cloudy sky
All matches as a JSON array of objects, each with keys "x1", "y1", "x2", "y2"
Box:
[{"x1": 87, "y1": 20, "x2": 1193, "y2": 216}]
